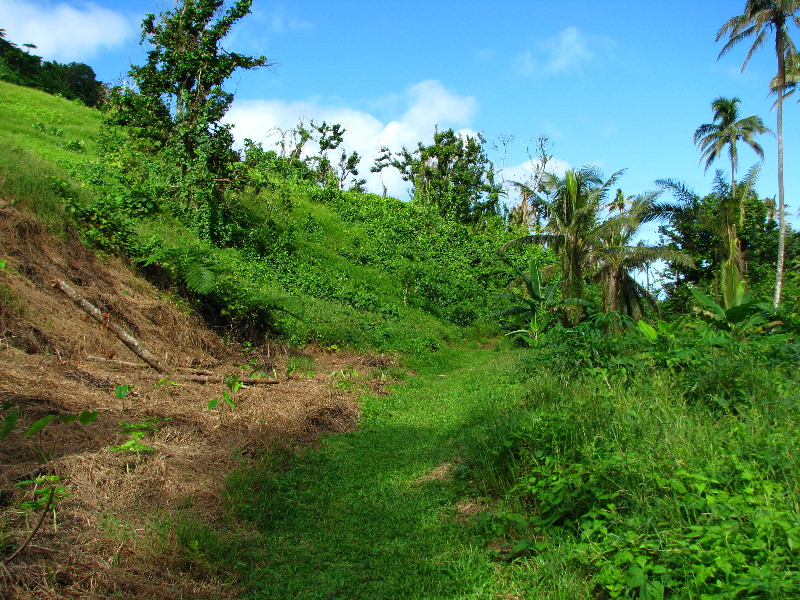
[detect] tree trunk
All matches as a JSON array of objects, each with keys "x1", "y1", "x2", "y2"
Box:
[
  {"x1": 773, "y1": 94, "x2": 786, "y2": 307},
  {"x1": 54, "y1": 279, "x2": 169, "y2": 373},
  {"x1": 774, "y1": 29, "x2": 787, "y2": 308}
]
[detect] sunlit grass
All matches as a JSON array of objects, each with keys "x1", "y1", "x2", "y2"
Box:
[{"x1": 220, "y1": 348, "x2": 584, "y2": 600}]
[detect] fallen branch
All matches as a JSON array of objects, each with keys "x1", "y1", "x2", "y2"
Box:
[
  {"x1": 53, "y1": 279, "x2": 168, "y2": 374},
  {"x1": 83, "y1": 355, "x2": 215, "y2": 375},
  {"x1": 120, "y1": 371, "x2": 279, "y2": 385},
  {"x1": 182, "y1": 375, "x2": 279, "y2": 385}
]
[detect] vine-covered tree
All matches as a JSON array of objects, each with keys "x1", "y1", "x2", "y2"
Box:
[
  {"x1": 373, "y1": 128, "x2": 502, "y2": 224},
  {"x1": 105, "y1": 0, "x2": 270, "y2": 240},
  {"x1": 693, "y1": 97, "x2": 771, "y2": 305},
  {"x1": 657, "y1": 169, "x2": 798, "y2": 312}
]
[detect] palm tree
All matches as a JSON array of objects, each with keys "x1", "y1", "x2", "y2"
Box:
[
  {"x1": 503, "y1": 166, "x2": 624, "y2": 325},
  {"x1": 593, "y1": 197, "x2": 693, "y2": 317},
  {"x1": 607, "y1": 188, "x2": 629, "y2": 214},
  {"x1": 693, "y1": 96, "x2": 771, "y2": 201},
  {"x1": 693, "y1": 98, "x2": 770, "y2": 303},
  {"x1": 717, "y1": 0, "x2": 800, "y2": 307},
  {"x1": 657, "y1": 166, "x2": 762, "y2": 310}
]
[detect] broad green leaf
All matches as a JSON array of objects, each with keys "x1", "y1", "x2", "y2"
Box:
[
  {"x1": 224, "y1": 375, "x2": 242, "y2": 393},
  {"x1": 689, "y1": 287, "x2": 726, "y2": 321},
  {"x1": 1, "y1": 409, "x2": 20, "y2": 440},
  {"x1": 109, "y1": 439, "x2": 154, "y2": 453},
  {"x1": 26, "y1": 414, "x2": 56, "y2": 438},
  {"x1": 637, "y1": 320, "x2": 658, "y2": 341},
  {"x1": 115, "y1": 384, "x2": 134, "y2": 399},
  {"x1": 78, "y1": 410, "x2": 99, "y2": 425},
  {"x1": 207, "y1": 398, "x2": 221, "y2": 410},
  {"x1": 656, "y1": 320, "x2": 674, "y2": 336}
]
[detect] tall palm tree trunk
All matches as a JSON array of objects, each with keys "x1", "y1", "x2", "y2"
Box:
[{"x1": 774, "y1": 92, "x2": 786, "y2": 307}]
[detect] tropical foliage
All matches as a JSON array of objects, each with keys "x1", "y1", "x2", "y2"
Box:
[
  {"x1": 717, "y1": 0, "x2": 800, "y2": 306},
  {"x1": 373, "y1": 127, "x2": 502, "y2": 224},
  {"x1": 2, "y1": 2, "x2": 800, "y2": 598},
  {"x1": 103, "y1": 0, "x2": 270, "y2": 240}
]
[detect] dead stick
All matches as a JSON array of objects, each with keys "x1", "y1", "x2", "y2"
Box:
[
  {"x1": 181, "y1": 375, "x2": 279, "y2": 385},
  {"x1": 53, "y1": 279, "x2": 168, "y2": 374},
  {"x1": 2, "y1": 486, "x2": 54, "y2": 565},
  {"x1": 83, "y1": 356, "x2": 215, "y2": 375},
  {"x1": 128, "y1": 371, "x2": 279, "y2": 385}
]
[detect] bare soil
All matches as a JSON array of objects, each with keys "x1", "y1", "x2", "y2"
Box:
[{"x1": 0, "y1": 208, "x2": 395, "y2": 599}]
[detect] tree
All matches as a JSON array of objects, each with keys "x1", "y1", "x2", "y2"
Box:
[
  {"x1": 373, "y1": 128, "x2": 502, "y2": 224},
  {"x1": 503, "y1": 166, "x2": 625, "y2": 324},
  {"x1": 105, "y1": 0, "x2": 270, "y2": 240},
  {"x1": 509, "y1": 134, "x2": 553, "y2": 229},
  {"x1": 693, "y1": 96, "x2": 771, "y2": 200},
  {"x1": 717, "y1": 0, "x2": 800, "y2": 306},
  {"x1": 593, "y1": 194, "x2": 693, "y2": 317},
  {"x1": 0, "y1": 31, "x2": 102, "y2": 105},
  {"x1": 693, "y1": 97, "x2": 771, "y2": 304},
  {"x1": 657, "y1": 168, "x2": 785, "y2": 311}
]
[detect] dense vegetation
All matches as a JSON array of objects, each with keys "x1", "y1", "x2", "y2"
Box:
[
  {"x1": 0, "y1": 30, "x2": 103, "y2": 107},
  {"x1": 2, "y1": 1, "x2": 800, "y2": 598}
]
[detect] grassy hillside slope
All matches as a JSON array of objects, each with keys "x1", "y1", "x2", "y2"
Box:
[{"x1": 0, "y1": 80, "x2": 531, "y2": 354}]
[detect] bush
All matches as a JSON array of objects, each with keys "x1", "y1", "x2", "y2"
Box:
[{"x1": 462, "y1": 318, "x2": 800, "y2": 598}]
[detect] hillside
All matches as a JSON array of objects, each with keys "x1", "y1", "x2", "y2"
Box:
[
  {"x1": 0, "y1": 203, "x2": 386, "y2": 598},
  {"x1": 0, "y1": 82, "x2": 429, "y2": 598}
]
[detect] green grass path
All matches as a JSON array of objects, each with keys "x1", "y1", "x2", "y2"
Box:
[{"x1": 230, "y1": 347, "x2": 528, "y2": 599}]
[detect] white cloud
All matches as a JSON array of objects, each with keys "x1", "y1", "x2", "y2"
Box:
[
  {"x1": 267, "y1": 13, "x2": 314, "y2": 35},
  {"x1": 545, "y1": 26, "x2": 593, "y2": 73},
  {"x1": 225, "y1": 80, "x2": 477, "y2": 198},
  {"x1": 516, "y1": 26, "x2": 596, "y2": 76},
  {"x1": 0, "y1": 0, "x2": 133, "y2": 62}
]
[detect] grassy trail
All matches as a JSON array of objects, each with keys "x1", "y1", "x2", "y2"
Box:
[{"x1": 230, "y1": 347, "x2": 531, "y2": 599}]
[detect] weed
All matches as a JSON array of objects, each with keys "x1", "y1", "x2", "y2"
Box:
[
  {"x1": 207, "y1": 375, "x2": 242, "y2": 410},
  {"x1": 330, "y1": 366, "x2": 360, "y2": 389},
  {"x1": 109, "y1": 417, "x2": 170, "y2": 454},
  {"x1": 15, "y1": 476, "x2": 69, "y2": 530},
  {"x1": 286, "y1": 354, "x2": 316, "y2": 378}
]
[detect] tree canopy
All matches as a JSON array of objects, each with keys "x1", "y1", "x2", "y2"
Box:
[{"x1": 104, "y1": 0, "x2": 270, "y2": 240}]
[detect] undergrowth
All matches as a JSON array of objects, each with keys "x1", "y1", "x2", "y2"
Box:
[{"x1": 462, "y1": 319, "x2": 800, "y2": 599}]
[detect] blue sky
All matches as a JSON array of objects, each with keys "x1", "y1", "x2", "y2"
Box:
[{"x1": 2, "y1": 0, "x2": 798, "y2": 234}]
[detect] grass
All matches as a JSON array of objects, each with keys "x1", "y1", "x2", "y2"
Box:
[
  {"x1": 219, "y1": 347, "x2": 586, "y2": 599},
  {"x1": 215, "y1": 330, "x2": 800, "y2": 599},
  {"x1": 0, "y1": 81, "x2": 102, "y2": 164}
]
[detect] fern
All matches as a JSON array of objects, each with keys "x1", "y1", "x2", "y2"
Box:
[{"x1": 184, "y1": 256, "x2": 217, "y2": 294}]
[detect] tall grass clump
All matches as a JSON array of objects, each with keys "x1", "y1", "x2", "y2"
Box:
[{"x1": 462, "y1": 313, "x2": 800, "y2": 599}]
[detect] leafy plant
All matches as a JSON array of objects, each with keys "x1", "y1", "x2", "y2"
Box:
[
  {"x1": 109, "y1": 417, "x2": 170, "y2": 454},
  {"x1": 495, "y1": 257, "x2": 558, "y2": 344},
  {"x1": 690, "y1": 286, "x2": 779, "y2": 340},
  {"x1": 15, "y1": 475, "x2": 69, "y2": 528},
  {"x1": 286, "y1": 355, "x2": 316, "y2": 378},
  {"x1": 208, "y1": 375, "x2": 243, "y2": 410},
  {"x1": 115, "y1": 383, "x2": 134, "y2": 410}
]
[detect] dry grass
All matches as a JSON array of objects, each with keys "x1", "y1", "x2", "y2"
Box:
[{"x1": 0, "y1": 207, "x2": 366, "y2": 599}]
